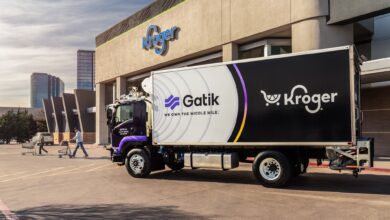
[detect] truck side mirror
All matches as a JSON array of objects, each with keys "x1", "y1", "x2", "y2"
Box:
[
  {"x1": 106, "y1": 109, "x2": 113, "y2": 126},
  {"x1": 107, "y1": 109, "x2": 112, "y2": 120}
]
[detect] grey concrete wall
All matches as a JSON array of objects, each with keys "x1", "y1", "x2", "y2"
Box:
[
  {"x1": 51, "y1": 97, "x2": 65, "y2": 133},
  {"x1": 62, "y1": 93, "x2": 77, "y2": 132},
  {"x1": 75, "y1": 90, "x2": 96, "y2": 133},
  {"x1": 42, "y1": 99, "x2": 54, "y2": 132},
  {"x1": 328, "y1": 0, "x2": 390, "y2": 24},
  {"x1": 292, "y1": 17, "x2": 353, "y2": 52}
]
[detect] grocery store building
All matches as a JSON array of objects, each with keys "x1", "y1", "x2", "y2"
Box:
[{"x1": 95, "y1": 0, "x2": 390, "y2": 156}]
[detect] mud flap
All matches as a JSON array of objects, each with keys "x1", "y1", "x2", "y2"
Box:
[{"x1": 150, "y1": 151, "x2": 165, "y2": 171}]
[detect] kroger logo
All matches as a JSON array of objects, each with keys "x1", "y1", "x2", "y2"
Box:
[
  {"x1": 165, "y1": 95, "x2": 180, "y2": 110},
  {"x1": 142, "y1": 25, "x2": 178, "y2": 55},
  {"x1": 260, "y1": 85, "x2": 338, "y2": 114}
]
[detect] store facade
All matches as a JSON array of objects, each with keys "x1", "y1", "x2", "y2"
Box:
[{"x1": 95, "y1": 0, "x2": 390, "y2": 156}]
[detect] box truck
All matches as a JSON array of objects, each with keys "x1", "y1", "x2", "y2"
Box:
[{"x1": 106, "y1": 46, "x2": 374, "y2": 187}]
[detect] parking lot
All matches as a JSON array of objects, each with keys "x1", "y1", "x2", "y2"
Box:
[{"x1": 0, "y1": 144, "x2": 390, "y2": 219}]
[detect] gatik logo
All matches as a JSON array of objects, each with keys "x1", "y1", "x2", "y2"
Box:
[
  {"x1": 260, "y1": 85, "x2": 338, "y2": 114},
  {"x1": 142, "y1": 25, "x2": 178, "y2": 55},
  {"x1": 165, "y1": 95, "x2": 180, "y2": 110},
  {"x1": 165, "y1": 93, "x2": 220, "y2": 110}
]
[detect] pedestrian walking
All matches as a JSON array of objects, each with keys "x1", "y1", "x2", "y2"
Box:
[
  {"x1": 71, "y1": 128, "x2": 88, "y2": 158},
  {"x1": 38, "y1": 133, "x2": 48, "y2": 155}
]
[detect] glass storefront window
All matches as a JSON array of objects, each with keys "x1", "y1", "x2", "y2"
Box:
[
  {"x1": 271, "y1": 45, "x2": 291, "y2": 55},
  {"x1": 239, "y1": 46, "x2": 265, "y2": 59},
  {"x1": 239, "y1": 39, "x2": 291, "y2": 59},
  {"x1": 354, "y1": 13, "x2": 390, "y2": 60}
]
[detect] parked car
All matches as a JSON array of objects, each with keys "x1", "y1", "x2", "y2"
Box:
[{"x1": 32, "y1": 132, "x2": 54, "y2": 145}]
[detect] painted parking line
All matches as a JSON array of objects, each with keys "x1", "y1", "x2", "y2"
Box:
[
  {"x1": 0, "y1": 167, "x2": 64, "y2": 183},
  {"x1": 84, "y1": 163, "x2": 114, "y2": 172},
  {"x1": 45, "y1": 164, "x2": 97, "y2": 177},
  {"x1": 0, "y1": 171, "x2": 28, "y2": 179},
  {"x1": 0, "y1": 152, "x2": 16, "y2": 155},
  {"x1": 0, "y1": 199, "x2": 18, "y2": 220}
]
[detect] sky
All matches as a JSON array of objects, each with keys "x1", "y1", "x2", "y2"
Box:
[{"x1": 0, "y1": 0, "x2": 153, "y2": 107}]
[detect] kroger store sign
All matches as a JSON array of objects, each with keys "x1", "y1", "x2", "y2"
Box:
[{"x1": 142, "y1": 25, "x2": 178, "y2": 55}]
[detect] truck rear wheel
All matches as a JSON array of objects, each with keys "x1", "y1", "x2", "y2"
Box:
[
  {"x1": 125, "y1": 148, "x2": 151, "y2": 178},
  {"x1": 252, "y1": 151, "x2": 292, "y2": 188}
]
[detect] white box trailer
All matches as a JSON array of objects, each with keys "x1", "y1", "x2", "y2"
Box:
[
  {"x1": 152, "y1": 46, "x2": 359, "y2": 146},
  {"x1": 107, "y1": 46, "x2": 373, "y2": 187}
]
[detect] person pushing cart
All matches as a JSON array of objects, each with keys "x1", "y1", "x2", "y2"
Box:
[{"x1": 70, "y1": 128, "x2": 88, "y2": 158}]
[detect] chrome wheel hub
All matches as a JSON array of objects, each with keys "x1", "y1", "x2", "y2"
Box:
[
  {"x1": 259, "y1": 158, "x2": 281, "y2": 181},
  {"x1": 130, "y1": 154, "x2": 145, "y2": 172}
]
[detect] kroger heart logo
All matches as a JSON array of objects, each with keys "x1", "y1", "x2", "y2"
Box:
[{"x1": 260, "y1": 85, "x2": 338, "y2": 114}]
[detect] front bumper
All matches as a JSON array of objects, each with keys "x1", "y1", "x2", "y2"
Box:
[{"x1": 105, "y1": 145, "x2": 124, "y2": 163}]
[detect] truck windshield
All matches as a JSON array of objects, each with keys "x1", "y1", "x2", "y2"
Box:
[{"x1": 115, "y1": 104, "x2": 134, "y2": 124}]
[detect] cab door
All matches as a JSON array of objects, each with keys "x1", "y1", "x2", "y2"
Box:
[{"x1": 111, "y1": 102, "x2": 146, "y2": 148}]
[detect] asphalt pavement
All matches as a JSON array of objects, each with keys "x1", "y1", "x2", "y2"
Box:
[{"x1": 0, "y1": 144, "x2": 390, "y2": 219}]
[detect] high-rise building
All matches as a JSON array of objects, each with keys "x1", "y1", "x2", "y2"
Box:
[
  {"x1": 77, "y1": 50, "x2": 95, "y2": 90},
  {"x1": 30, "y1": 73, "x2": 64, "y2": 108}
]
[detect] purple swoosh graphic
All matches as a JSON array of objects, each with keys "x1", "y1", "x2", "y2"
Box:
[
  {"x1": 165, "y1": 95, "x2": 174, "y2": 103},
  {"x1": 169, "y1": 101, "x2": 180, "y2": 110},
  {"x1": 165, "y1": 97, "x2": 180, "y2": 107}
]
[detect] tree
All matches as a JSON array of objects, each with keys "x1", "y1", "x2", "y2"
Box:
[
  {"x1": 36, "y1": 120, "x2": 47, "y2": 132},
  {"x1": 0, "y1": 110, "x2": 16, "y2": 144},
  {"x1": 0, "y1": 109, "x2": 42, "y2": 144}
]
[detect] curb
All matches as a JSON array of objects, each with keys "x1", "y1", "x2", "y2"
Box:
[{"x1": 246, "y1": 157, "x2": 390, "y2": 173}]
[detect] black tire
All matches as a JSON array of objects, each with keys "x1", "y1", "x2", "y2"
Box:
[
  {"x1": 293, "y1": 157, "x2": 309, "y2": 177},
  {"x1": 125, "y1": 148, "x2": 151, "y2": 178},
  {"x1": 166, "y1": 160, "x2": 184, "y2": 171},
  {"x1": 252, "y1": 151, "x2": 292, "y2": 188},
  {"x1": 165, "y1": 152, "x2": 184, "y2": 171}
]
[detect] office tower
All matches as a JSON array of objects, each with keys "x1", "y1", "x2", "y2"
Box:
[
  {"x1": 30, "y1": 73, "x2": 64, "y2": 108},
  {"x1": 77, "y1": 50, "x2": 95, "y2": 90}
]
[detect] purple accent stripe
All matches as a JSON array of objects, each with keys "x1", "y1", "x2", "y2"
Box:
[
  {"x1": 118, "y1": 135, "x2": 147, "y2": 153},
  {"x1": 233, "y1": 64, "x2": 248, "y2": 108},
  {"x1": 232, "y1": 64, "x2": 248, "y2": 142}
]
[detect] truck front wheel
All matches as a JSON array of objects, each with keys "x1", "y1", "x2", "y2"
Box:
[
  {"x1": 252, "y1": 151, "x2": 292, "y2": 188},
  {"x1": 125, "y1": 148, "x2": 151, "y2": 178}
]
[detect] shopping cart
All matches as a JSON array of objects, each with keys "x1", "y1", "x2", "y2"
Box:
[
  {"x1": 58, "y1": 140, "x2": 72, "y2": 158},
  {"x1": 21, "y1": 141, "x2": 37, "y2": 155}
]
